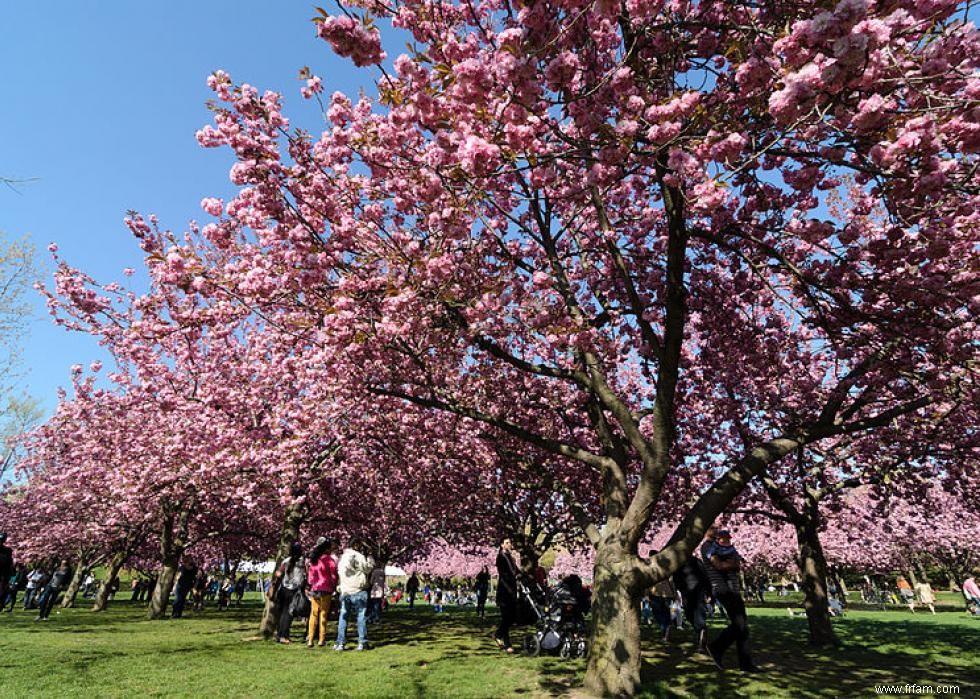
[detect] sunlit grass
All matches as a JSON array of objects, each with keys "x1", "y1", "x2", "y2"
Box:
[{"x1": 0, "y1": 594, "x2": 976, "y2": 698}]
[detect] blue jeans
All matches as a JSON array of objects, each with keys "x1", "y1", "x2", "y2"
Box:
[{"x1": 336, "y1": 590, "x2": 368, "y2": 646}]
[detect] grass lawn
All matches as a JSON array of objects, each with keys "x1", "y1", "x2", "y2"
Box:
[{"x1": 0, "y1": 595, "x2": 976, "y2": 698}]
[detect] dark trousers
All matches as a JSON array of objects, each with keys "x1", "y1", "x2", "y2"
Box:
[
  {"x1": 709, "y1": 590, "x2": 753, "y2": 669},
  {"x1": 476, "y1": 592, "x2": 487, "y2": 617},
  {"x1": 681, "y1": 586, "x2": 707, "y2": 631},
  {"x1": 276, "y1": 587, "x2": 296, "y2": 640},
  {"x1": 172, "y1": 585, "x2": 191, "y2": 618},
  {"x1": 37, "y1": 585, "x2": 59, "y2": 619},
  {"x1": 495, "y1": 595, "x2": 517, "y2": 648},
  {"x1": 408, "y1": 592, "x2": 416, "y2": 608},
  {"x1": 5, "y1": 588, "x2": 17, "y2": 611},
  {"x1": 23, "y1": 587, "x2": 39, "y2": 609},
  {"x1": 368, "y1": 597, "x2": 383, "y2": 623},
  {"x1": 651, "y1": 596, "x2": 671, "y2": 631}
]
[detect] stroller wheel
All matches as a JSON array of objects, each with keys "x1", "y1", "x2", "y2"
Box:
[
  {"x1": 559, "y1": 640, "x2": 573, "y2": 660},
  {"x1": 523, "y1": 633, "x2": 541, "y2": 657},
  {"x1": 576, "y1": 639, "x2": 589, "y2": 658}
]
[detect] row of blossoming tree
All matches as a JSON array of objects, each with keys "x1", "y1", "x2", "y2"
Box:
[{"x1": 2, "y1": 0, "x2": 978, "y2": 695}]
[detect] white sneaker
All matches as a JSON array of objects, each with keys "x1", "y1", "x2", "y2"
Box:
[{"x1": 333, "y1": 644, "x2": 344, "y2": 651}]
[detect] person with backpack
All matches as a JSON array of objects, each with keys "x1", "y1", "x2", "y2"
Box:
[
  {"x1": 271, "y1": 542, "x2": 306, "y2": 644},
  {"x1": 305, "y1": 537, "x2": 338, "y2": 647}
]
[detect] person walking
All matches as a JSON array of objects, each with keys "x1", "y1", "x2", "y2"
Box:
[
  {"x1": 915, "y1": 581, "x2": 936, "y2": 615},
  {"x1": 494, "y1": 537, "x2": 519, "y2": 654},
  {"x1": 475, "y1": 565, "x2": 490, "y2": 618},
  {"x1": 36, "y1": 560, "x2": 72, "y2": 621},
  {"x1": 272, "y1": 542, "x2": 307, "y2": 644},
  {"x1": 171, "y1": 559, "x2": 198, "y2": 618},
  {"x1": 702, "y1": 528, "x2": 761, "y2": 673},
  {"x1": 334, "y1": 540, "x2": 373, "y2": 651},
  {"x1": 406, "y1": 572, "x2": 420, "y2": 609},
  {"x1": 305, "y1": 537, "x2": 338, "y2": 648}
]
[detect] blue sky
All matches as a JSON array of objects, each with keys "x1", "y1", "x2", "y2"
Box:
[{"x1": 1, "y1": 1, "x2": 373, "y2": 415}]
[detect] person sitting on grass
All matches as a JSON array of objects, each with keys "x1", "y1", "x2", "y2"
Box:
[
  {"x1": 914, "y1": 581, "x2": 936, "y2": 615},
  {"x1": 702, "y1": 527, "x2": 762, "y2": 673},
  {"x1": 896, "y1": 576, "x2": 915, "y2": 613}
]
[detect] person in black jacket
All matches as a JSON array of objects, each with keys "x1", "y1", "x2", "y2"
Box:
[
  {"x1": 673, "y1": 549, "x2": 711, "y2": 651},
  {"x1": 474, "y1": 566, "x2": 491, "y2": 618},
  {"x1": 494, "y1": 538, "x2": 519, "y2": 653},
  {"x1": 0, "y1": 533, "x2": 13, "y2": 612},
  {"x1": 36, "y1": 560, "x2": 72, "y2": 621}
]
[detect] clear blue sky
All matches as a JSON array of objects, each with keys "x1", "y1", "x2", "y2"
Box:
[{"x1": 1, "y1": 1, "x2": 373, "y2": 415}]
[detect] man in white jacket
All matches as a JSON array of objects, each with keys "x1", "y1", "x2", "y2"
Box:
[{"x1": 334, "y1": 540, "x2": 374, "y2": 651}]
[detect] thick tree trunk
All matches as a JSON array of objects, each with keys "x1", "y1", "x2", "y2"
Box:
[
  {"x1": 148, "y1": 558, "x2": 180, "y2": 619},
  {"x1": 259, "y1": 501, "x2": 305, "y2": 639},
  {"x1": 905, "y1": 568, "x2": 919, "y2": 587},
  {"x1": 61, "y1": 562, "x2": 87, "y2": 609},
  {"x1": 583, "y1": 545, "x2": 642, "y2": 698},
  {"x1": 147, "y1": 505, "x2": 190, "y2": 620},
  {"x1": 93, "y1": 552, "x2": 127, "y2": 612},
  {"x1": 795, "y1": 518, "x2": 837, "y2": 647}
]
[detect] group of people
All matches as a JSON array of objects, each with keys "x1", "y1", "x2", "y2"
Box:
[
  {"x1": 0, "y1": 538, "x2": 74, "y2": 623},
  {"x1": 268, "y1": 537, "x2": 386, "y2": 651}
]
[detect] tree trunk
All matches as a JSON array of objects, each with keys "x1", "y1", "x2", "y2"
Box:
[
  {"x1": 93, "y1": 552, "x2": 127, "y2": 612},
  {"x1": 147, "y1": 506, "x2": 190, "y2": 620},
  {"x1": 148, "y1": 558, "x2": 180, "y2": 619},
  {"x1": 61, "y1": 562, "x2": 87, "y2": 609},
  {"x1": 795, "y1": 517, "x2": 837, "y2": 647},
  {"x1": 583, "y1": 544, "x2": 642, "y2": 698},
  {"x1": 904, "y1": 568, "x2": 919, "y2": 587},
  {"x1": 259, "y1": 501, "x2": 305, "y2": 639}
]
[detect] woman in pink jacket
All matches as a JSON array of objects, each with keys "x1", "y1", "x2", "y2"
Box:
[{"x1": 306, "y1": 537, "x2": 339, "y2": 647}]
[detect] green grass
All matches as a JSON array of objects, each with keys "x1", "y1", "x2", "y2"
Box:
[{"x1": 0, "y1": 595, "x2": 976, "y2": 698}]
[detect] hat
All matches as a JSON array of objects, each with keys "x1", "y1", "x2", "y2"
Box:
[{"x1": 315, "y1": 536, "x2": 328, "y2": 547}]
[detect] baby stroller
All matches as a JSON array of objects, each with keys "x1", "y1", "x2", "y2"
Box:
[{"x1": 520, "y1": 574, "x2": 591, "y2": 659}]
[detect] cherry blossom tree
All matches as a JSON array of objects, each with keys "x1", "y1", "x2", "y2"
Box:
[{"x1": 92, "y1": 1, "x2": 977, "y2": 692}]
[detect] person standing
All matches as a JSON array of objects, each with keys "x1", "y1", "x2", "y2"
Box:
[
  {"x1": 475, "y1": 565, "x2": 491, "y2": 618},
  {"x1": 702, "y1": 528, "x2": 761, "y2": 673},
  {"x1": 272, "y1": 542, "x2": 307, "y2": 644},
  {"x1": 36, "y1": 560, "x2": 72, "y2": 621},
  {"x1": 171, "y1": 559, "x2": 198, "y2": 618},
  {"x1": 368, "y1": 564, "x2": 386, "y2": 624},
  {"x1": 305, "y1": 537, "x2": 338, "y2": 648},
  {"x1": 334, "y1": 540, "x2": 373, "y2": 651},
  {"x1": 406, "y1": 572, "x2": 420, "y2": 609},
  {"x1": 650, "y1": 578, "x2": 676, "y2": 642},
  {"x1": 5, "y1": 564, "x2": 25, "y2": 611},
  {"x1": 23, "y1": 567, "x2": 45, "y2": 610},
  {"x1": 0, "y1": 533, "x2": 13, "y2": 612},
  {"x1": 494, "y1": 537, "x2": 519, "y2": 654},
  {"x1": 673, "y1": 552, "x2": 711, "y2": 651}
]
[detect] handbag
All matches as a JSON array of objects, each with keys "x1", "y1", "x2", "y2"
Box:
[{"x1": 289, "y1": 589, "x2": 311, "y2": 619}]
